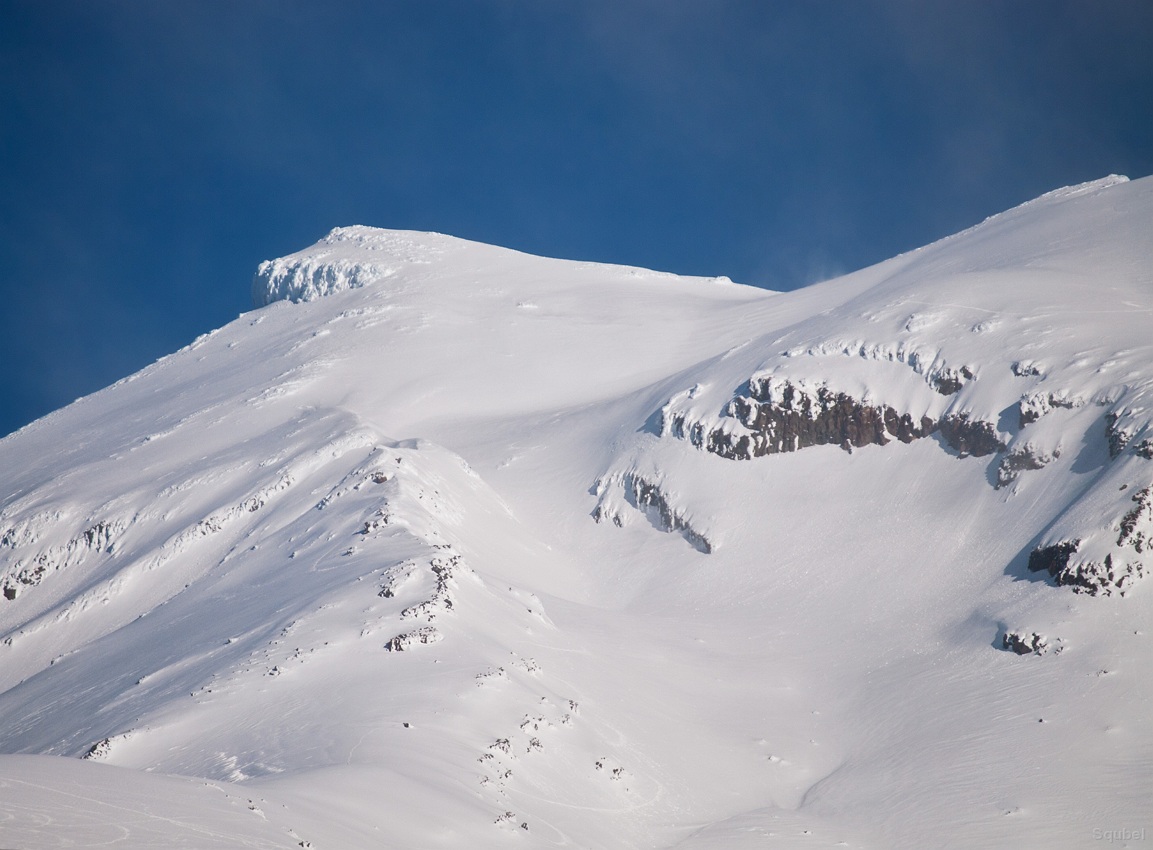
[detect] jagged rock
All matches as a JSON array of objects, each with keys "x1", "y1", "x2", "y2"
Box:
[
  {"x1": 938, "y1": 413, "x2": 1004, "y2": 457},
  {"x1": 680, "y1": 377, "x2": 935, "y2": 460},
  {"x1": 592, "y1": 472, "x2": 712, "y2": 551},
  {"x1": 1, "y1": 517, "x2": 125, "y2": 602},
  {"x1": 399, "y1": 554, "x2": 460, "y2": 619},
  {"x1": 362, "y1": 511, "x2": 391, "y2": 534},
  {"x1": 742, "y1": 376, "x2": 935, "y2": 450},
  {"x1": 1028, "y1": 540, "x2": 1081, "y2": 582},
  {"x1": 1063, "y1": 554, "x2": 1143, "y2": 595},
  {"x1": 996, "y1": 443, "x2": 1059, "y2": 488},
  {"x1": 1028, "y1": 535, "x2": 1146, "y2": 596},
  {"x1": 378, "y1": 562, "x2": 417, "y2": 598},
  {"x1": 667, "y1": 377, "x2": 1003, "y2": 468},
  {"x1": 1107, "y1": 411, "x2": 1132, "y2": 458},
  {"x1": 384, "y1": 626, "x2": 442, "y2": 652},
  {"x1": 1018, "y1": 389, "x2": 1082, "y2": 428},
  {"x1": 931, "y1": 365, "x2": 974, "y2": 395},
  {"x1": 1117, "y1": 487, "x2": 1152, "y2": 554},
  {"x1": 626, "y1": 475, "x2": 712, "y2": 553},
  {"x1": 82, "y1": 737, "x2": 114, "y2": 760},
  {"x1": 1002, "y1": 631, "x2": 1052, "y2": 656},
  {"x1": 82, "y1": 521, "x2": 118, "y2": 551},
  {"x1": 1136, "y1": 439, "x2": 1153, "y2": 460},
  {"x1": 2, "y1": 557, "x2": 49, "y2": 601},
  {"x1": 1011, "y1": 360, "x2": 1043, "y2": 377}
]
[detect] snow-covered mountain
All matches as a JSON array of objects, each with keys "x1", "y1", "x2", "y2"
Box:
[{"x1": 2, "y1": 175, "x2": 1151, "y2": 849}]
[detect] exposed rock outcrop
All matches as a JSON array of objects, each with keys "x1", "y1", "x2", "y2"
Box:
[
  {"x1": 1117, "y1": 487, "x2": 1152, "y2": 556},
  {"x1": 1011, "y1": 360, "x2": 1043, "y2": 377},
  {"x1": 384, "y1": 626, "x2": 442, "y2": 651},
  {"x1": 82, "y1": 737, "x2": 114, "y2": 760},
  {"x1": 664, "y1": 376, "x2": 1003, "y2": 463},
  {"x1": 627, "y1": 475, "x2": 712, "y2": 554},
  {"x1": 931, "y1": 366, "x2": 975, "y2": 396},
  {"x1": 1027, "y1": 540, "x2": 1082, "y2": 584},
  {"x1": 1107, "y1": 411, "x2": 1133, "y2": 458},
  {"x1": 592, "y1": 472, "x2": 713, "y2": 553},
  {"x1": 400, "y1": 553, "x2": 460, "y2": 620},
  {"x1": 1002, "y1": 630, "x2": 1058, "y2": 656},
  {"x1": 996, "y1": 443, "x2": 1060, "y2": 488},
  {"x1": 1027, "y1": 490, "x2": 1151, "y2": 596},
  {"x1": 1, "y1": 518, "x2": 125, "y2": 602},
  {"x1": 1018, "y1": 389, "x2": 1083, "y2": 428},
  {"x1": 937, "y1": 413, "x2": 1004, "y2": 457}
]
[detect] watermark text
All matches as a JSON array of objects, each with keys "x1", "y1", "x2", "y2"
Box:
[{"x1": 1094, "y1": 827, "x2": 1147, "y2": 843}]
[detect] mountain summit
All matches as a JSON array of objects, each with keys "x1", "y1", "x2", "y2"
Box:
[{"x1": 2, "y1": 176, "x2": 1151, "y2": 848}]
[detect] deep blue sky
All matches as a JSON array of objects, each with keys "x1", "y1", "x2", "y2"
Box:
[{"x1": 2, "y1": 1, "x2": 1151, "y2": 438}]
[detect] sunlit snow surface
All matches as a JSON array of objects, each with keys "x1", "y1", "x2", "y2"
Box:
[{"x1": 2, "y1": 175, "x2": 1152, "y2": 848}]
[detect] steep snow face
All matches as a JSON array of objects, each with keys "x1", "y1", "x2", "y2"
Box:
[{"x1": 2, "y1": 176, "x2": 1153, "y2": 849}]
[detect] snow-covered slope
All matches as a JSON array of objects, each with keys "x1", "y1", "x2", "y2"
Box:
[{"x1": 2, "y1": 175, "x2": 1151, "y2": 849}]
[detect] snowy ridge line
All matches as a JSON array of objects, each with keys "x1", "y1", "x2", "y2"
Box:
[
  {"x1": 987, "y1": 174, "x2": 1129, "y2": 216},
  {"x1": 376, "y1": 550, "x2": 468, "y2": 652},
  {"x1": 897, "y1": 174, "x2": 1130, "y2": 261},
  {"x1": 203, "y1": 444, "x2": 597, "y2": 835}
]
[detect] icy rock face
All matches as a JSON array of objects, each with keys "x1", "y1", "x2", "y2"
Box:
[
  {"x1": 252, "y1": 226, "x2": 458, "y2": 305},
  {"x1": 0, "y1": 516, "x2": 124, "y2": 601},
  {"x1": 592, "y1": 472, "x2": 713, "y2": 553}
]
